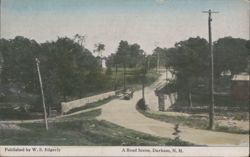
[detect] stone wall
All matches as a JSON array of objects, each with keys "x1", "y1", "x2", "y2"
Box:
[{"x1": 61, "y1": 91, "x2": 116, "y2": 114}]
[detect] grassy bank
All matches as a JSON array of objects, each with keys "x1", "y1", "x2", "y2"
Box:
[
  {"x1": 0, "y1": 109, "x2": 193, "y2": 146},
  {"x1": 137, "y1": 98, "x2": 248, "y2": 134},
  {"x1": 140, "y1": 110, "x2": 249, "y2": 134},
  {"x1": 0, "y1": 105, "x2": 43, "y2": 121}
]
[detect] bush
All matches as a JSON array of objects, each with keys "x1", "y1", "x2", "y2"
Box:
[
  {"x1": 137, "y1": 98, "x2": 147, "y2": 111},
  {"x1": 0, "y1": 107, "x2": 42, "y2": 120}
]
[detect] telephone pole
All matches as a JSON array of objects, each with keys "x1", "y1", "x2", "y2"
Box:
[
  {"x1": 142, "y1": 53, "x2": 147, "y2": 101},
  {"x1": 157, "y1": 51, "x2": 160, "y2": 72},
  {"x1": 35, "y1": 58, "x2": 49, "y2": 131},
  {"x1": 0, "y1": 0, "x2": 2, "y2": 38},
  {"x1": 154, "y1": 42, "x2": 159, "y2": 72},
  {"x1": 202, "y1": 9, "x2": 218, "y2": 130}
]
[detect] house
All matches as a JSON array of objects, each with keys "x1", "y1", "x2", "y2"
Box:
[{"x1": 231, "y1": 73, "x2": 249, "y2": 101}]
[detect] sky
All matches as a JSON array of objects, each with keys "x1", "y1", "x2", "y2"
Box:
[{"x1": 1, "y1": 0, "x2": 249, "y2": 56}]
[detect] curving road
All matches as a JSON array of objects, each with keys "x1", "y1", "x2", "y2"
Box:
[{"x1": 98, "y1": 72, "x2": 249, "y2": 146}]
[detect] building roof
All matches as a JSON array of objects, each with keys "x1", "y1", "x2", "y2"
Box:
[{"x1": 232, "y1": 73, "x2": 250, "y2": 81}]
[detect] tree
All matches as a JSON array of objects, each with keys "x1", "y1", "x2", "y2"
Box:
[
  {"x1": 214, "y1": 37, "x2": 249, "y2": 78},
  {"x1": 94, "y1": 43, "x2": 105, "y2": 57},
  {"x1": 114, "y1": 40, "x2": 145, "y2": 89},
  {"x1": 128, "y1": 43, "x2": 144, "y2": 68},
  {"x1": 73, "y1": 34, "x2": 86, "y2": 46},
  {"x1": 0, "y1": 36, "x2": 109, "y2": 111},
  {"x1": 106, "y1": 53, "x2": 116, "y2": 68},
  {"x1": 0, "y1": 39, "x2": 7, "y2": 84},
  {"x1": 116, "y1": 41, "x2": 130, "y2": 89},
  {"x1": 40, "y1": 37, "x2": 101, "y2": 103},
  {"x1": 94, "y1": 43, "x2": 106, "y2": 69},
  {"x1": 106, "y1": 53, "x2": 120, "y2": 89},
  {"x1": 246, "y1": 40, "x2": 250, "y2": 51},
  {"x1": 146, "y1": 54, "x2": 157, "y2": 69},
  {"x1": 0, "y1": 51, "x2": 2, "y2": 83},
  {"x1": 165, "y1": 37, "x2": 209, "y2": 107},
  {"x1": 153, "y1": 47, "x2": 172, "y2": 72},
  {"x1": 1, "y1": 36, "x2": 41, "y2": 94},
  {"x1": 150, "y1": 47, "x2": 170, "y2": 71}
]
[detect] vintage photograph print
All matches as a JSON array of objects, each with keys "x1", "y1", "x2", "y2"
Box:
[{"x1": 0, "y1": 0, "x2": 249, "y2": 156}]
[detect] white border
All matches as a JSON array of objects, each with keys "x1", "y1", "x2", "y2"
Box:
[{"x1": 0, "y1": 146, "x2": 249, "y2": 157}]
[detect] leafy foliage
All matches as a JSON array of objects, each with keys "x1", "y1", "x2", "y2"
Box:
[
  {"x1": 1, "y1": 37, "x2": 41, "y2": 93},
  {"x1": 163, "y1": 37, "x2": 210, "y2": 97},
  {"x1": 137, "y1": 98, "x2": 148, "y2": 111},
  {"x1": 0, "y1": 36, "x2": 109, "y2": 109},
  {"x1": 94, "y1": 43, "x2": 105, "y2": 57},
  {"x1": 161, "y1": 36, "x2": 249, "y2": 106},
  {"x1": 213, "y1": 37, "x2": 249, "y2": 77},
  {"x1": 107, "y1": 40, "x2": 144, "y2": 68}
]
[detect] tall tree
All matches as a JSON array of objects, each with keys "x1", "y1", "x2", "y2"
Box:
[
  {"x1": 0, "y1": 36, "x2": 111, "y2": 110},
  {"x1": 1, "y1": 36, "x2": 41, "y2": 93},
  {"x1": 246, "y1": 40, "x2": 250, "y2": 51},
  {"x1": 115, "y1": 40, "x2": 145, "y2": 89},
  {"x1": 73, "y1": 34, "x2": 86, "y2": 47},
  {"x1": 0, "y1": 39, "x2": 7, "y2": 84},
  {"x1": 94, "y1": 43, "x2": 105, "y2": 57},
  {"x1": 128, "y1": 43, "x2": 144, "y2": 68},
  {"x1": 94, "y1": 43, "x2": 105, "y2": 68},
  {"x1": 214, "y1": 37, "x2": 249, "y2": 78},
  {"x1": 116, "y1": 41, "x2": 129, "y2": 89},
  {"x1": 165, "y1": 37, "x2": 209, "y2": 107},
  {"x1": 41, "y1": 37, "x2": 101, "y2": 102}
]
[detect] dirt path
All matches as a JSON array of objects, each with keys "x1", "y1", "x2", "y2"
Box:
[{"x1": 98, "y1": 72, "x2": 249, "y2": 146}]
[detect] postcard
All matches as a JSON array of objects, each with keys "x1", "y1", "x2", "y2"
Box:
[{"x1": 0, "y1": 0, "x2": 249, "y2": 156}]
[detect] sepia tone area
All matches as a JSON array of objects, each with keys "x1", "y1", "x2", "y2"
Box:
[{"x1": 0, "y1": 0, "x2": 249, "y2": 147}]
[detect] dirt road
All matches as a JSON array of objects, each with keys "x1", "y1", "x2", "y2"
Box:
[{"x1": 98, "y1": 72, "x2": 249, "y2": 146}]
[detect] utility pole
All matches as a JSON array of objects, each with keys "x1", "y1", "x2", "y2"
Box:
[
  {"x1": 202, "y1": 9, "x2": 218, "y2": 130},
  {"x1": 114, "y1": 64, "x2": 118, "y2": 90},
  {"x1": 142, "y1": 75, "x2": 145, "y2": 100},
  {"x1": 123, "y1": 64, "x2": 126, "y2": 90},
  {"x1": 155, "y1": 42, "x2": 159, "y2": 72},
  {"x1": 142, "y1": 54, "x2": 147, "y2": 101},
  {"x1": 35, "y1": 58, "x2": 49, "y2": 131},
  {"x1": 0, "y1": 0, "x2": 1, "y2": 84},
  {"x1": 157, "y1": 51, "x2": 160, "y2": 72},
  {"x1": 0, "y1": 0, "x2": 2, "y2": 38}
]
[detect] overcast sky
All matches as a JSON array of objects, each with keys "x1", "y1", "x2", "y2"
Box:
[{"x1": 1, "y1": 0, "x2": 249, "y2": 55}]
